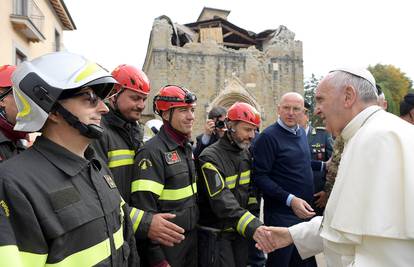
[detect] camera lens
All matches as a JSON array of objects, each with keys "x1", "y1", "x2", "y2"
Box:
[{"x1": 215, "y1": 120, "x2": 225, "y2": 129}]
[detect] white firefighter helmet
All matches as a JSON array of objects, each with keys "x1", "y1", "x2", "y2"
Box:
[
  {"x1": 143, "y1": 119, "x2": 163, "y2": 142},
  {"x1": 12, "y1": 51, "x2": 116, "y2": 132}
]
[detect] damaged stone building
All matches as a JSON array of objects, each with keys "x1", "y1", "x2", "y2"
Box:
[{"x1": 142, "y1": 7, "x2": 304, "y2": 135}]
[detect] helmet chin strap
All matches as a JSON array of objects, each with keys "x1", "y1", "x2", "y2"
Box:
[{"x1": 54, "y1": 103, "x2": 104, "y2": 139}]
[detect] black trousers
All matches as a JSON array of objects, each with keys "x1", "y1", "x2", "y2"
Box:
[
  {"x1": 164, "y1": 228, "x2": 197, "y2": 267},
  {"x1": 198, "y1": 229, "x2": 248, "y2": 267}
]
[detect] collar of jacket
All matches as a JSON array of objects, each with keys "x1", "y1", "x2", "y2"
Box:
[
  {"x1": 159, "y1": 125, "x2": 191, "y2": 152},
  {"x1": 33, "y1": 136, "x2": 101, "y2": 177},
  {"x1": 220, "y1": 131, "x2": 244, "y2": 152},
  {"x1": 0, "y1": 115, "x2": 27, "y2": 142},
  {"x1": 105, "y1": 107, "x2": 138, "y2": 130},
  {"x1": 162, "y1": 121, "x2": 189, "y2": 148}
]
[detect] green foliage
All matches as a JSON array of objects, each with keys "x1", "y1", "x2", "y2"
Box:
[
  {"x1": 368, "y1": 64, "x2": 413, "y2": 115},
  {"x1": 304, "y1": 74, "x2": 323, "y2": 126}
]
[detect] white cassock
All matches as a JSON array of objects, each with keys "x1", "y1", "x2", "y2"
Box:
[{"x1": 288, "y1": 105, "x2": 414, "y2": 266}]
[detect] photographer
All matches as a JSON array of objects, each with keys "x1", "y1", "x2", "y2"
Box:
[{"x1": 194, "y1": 106, "x2": 226, "y2": 159}]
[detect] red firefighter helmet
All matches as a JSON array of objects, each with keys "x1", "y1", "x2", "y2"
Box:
[
  {"x1": 227, "y1": 102, "x2": 261, "y2": 127},
  {"x1": 0, "y1": 65, "x2": 16, "y2": 88},
  {"x1": 153, "y1": 85, "x2": 197, "y2": 114},
  {"x1": 111, "y1": 64, "x2": 150, "y2": 95}
]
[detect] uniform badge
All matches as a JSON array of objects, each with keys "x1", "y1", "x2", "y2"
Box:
[
  {"x1": 165, "y1": 151, "x2": 181, "y2": 165},
  {"x1": 138, "y1": 158, "x2": 152, "y2": 170},
  {"x1": 103, "y1": 175, "x2": 117, "y2": 189}
]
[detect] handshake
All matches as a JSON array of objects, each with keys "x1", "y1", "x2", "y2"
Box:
[{"x1": 253, "y1": 226, "x2": 293, "y2": 254}]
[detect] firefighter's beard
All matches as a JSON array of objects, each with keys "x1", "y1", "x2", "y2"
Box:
[{"x1": 231, "y1": 131, "x2": 251, "y2": 150}]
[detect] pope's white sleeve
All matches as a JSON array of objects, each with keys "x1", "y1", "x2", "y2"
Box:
[{"x1": 288, "y1": 216, "x2": 324, "y2": 259}]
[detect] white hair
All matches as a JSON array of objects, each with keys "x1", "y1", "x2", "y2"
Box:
[{"x1": 330, "y1": 71, "x2": 378, "y2": 103}]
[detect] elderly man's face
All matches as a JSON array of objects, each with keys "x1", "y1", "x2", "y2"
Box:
[
  {"x1": 277, "y1": 94, "x2": 304, "y2": 128},
  {"x1": 315, "y1": 79, "x2": 345, "y2": 136}
]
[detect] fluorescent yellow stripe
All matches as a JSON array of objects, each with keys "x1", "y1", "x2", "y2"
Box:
[
  {"x1": 46, "y1": 226, "x2": 124, "y2": 267},
  {"x1": 237, "y1": 211, "x2": 255, "y2": 237},
  {"x1": 108, "y1": 149, "x2": 135, "y2": 157},
  {"x1": 0, "y1": 245, "x2": 47, "y2": 267},
  {"x1": 159, "y1": 182, "x2": 197, "y2": 201},
  {"x1": 113, "y1": 225, "x2": 124, "y2": 250},
  {"x1": 248, "y1": 197, "x2": 258, "y2": 205},
  {"x1": 130, "y1": 208, "x2": 145, "y2": 233},
  {"x1": 15, "y1": 90, "x2": 31, "y2": 118},
  {"x1": 108, "y1": 158, "x2": 134, "y2": 168},
  {"x1": 131, "y1": 179, "x2": 164, "y2": 195},
  {"x1": 75, "y1": 62, "x2": 99, "y2": 83}
]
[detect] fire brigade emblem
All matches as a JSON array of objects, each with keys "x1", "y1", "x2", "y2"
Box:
[
  {"x1": 138, "y1": 158, "x2": 152, "y2": 170},
  {"x1": 103, "y1": 175, "x2": 117, "y2": 189},
  {"x1": 165, "y1": 151, "x2": 181, "y2": 165}
]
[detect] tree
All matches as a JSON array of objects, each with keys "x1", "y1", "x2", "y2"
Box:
[
  {"x1": 368, "y1": 64, "x2": 413, "y2": 115},
  {"x1": 304, "y1": 74, "x2": 323, "y2": 126}
]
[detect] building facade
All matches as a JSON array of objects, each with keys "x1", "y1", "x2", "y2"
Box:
[
  {"x1": 0, "y1": 0, "x2": 75, "y2": 65},
  {"x1": 143, "y1": 7, "x2": 304, "y2": 135}
]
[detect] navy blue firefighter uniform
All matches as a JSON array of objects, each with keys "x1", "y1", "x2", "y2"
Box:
[
  {"x1": 131, "y1": 126, "x2": 198, "y2": 267},
  {"x1": 0, "y1": 136, "x2": 142, "y2": 266}
]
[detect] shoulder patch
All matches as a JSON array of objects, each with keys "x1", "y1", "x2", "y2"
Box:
[
  {"x1": 164, "y1": 151, "x2": 181, "y2": 165},
  {"x1": 0, "y1": 200, "x2": 10, "y2": 217},
  {"x1": 138, "y1": 158, "x2": 153, "y2": 170}
]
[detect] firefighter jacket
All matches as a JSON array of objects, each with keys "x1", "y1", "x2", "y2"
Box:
[
  {"x1": 0, "y1": 130, "x2": 25, "y2": 162},
  {"x1": 92, "y1": 108, "x2": 152, "y2": 240},
  {"x1": 0, "y1": 136, "x2": 143, "y2": 266},
  {"x1": 197, "y1": 132, "x2": 262, "y2": 240},
  {"x1": 131, "y1": 126, "x2": 198, "y2": 265}
]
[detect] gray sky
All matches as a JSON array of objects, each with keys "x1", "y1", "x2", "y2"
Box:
[{"x1": 64, "y1": 0, "x2": 414, "y2": 81}]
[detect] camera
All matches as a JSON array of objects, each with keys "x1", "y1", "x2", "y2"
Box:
[{"x1": 215, "y1": 120, "x2": 225, "y2": 129}]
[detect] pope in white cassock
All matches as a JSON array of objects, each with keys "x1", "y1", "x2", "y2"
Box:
[{"x1": 257, "y1": 68, "x2": 414, "y2": 266}]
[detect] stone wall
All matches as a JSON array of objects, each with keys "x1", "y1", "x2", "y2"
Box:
[{"x1": 143, "y1": 17, "x2": 303, "y2": 137}]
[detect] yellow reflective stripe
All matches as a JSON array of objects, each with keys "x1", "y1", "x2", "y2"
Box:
[
  {"x1": 107, "y1": 149, "x2": 135, "y2": 168},
  {"x1": 201, "y1": 162, "x2": 225, "y2": 197},
  {"x1": 113, "y1": 225, "x2": 124, "y2": 250},
  {"x1": 159, "y1": 182, "x2": 197, "y2": 201},
  {"x1": 130, "y1": 208, "x2": 145, "y2": 233},
  {"x1": 75, "y1": 62, "x2": 100, "y2": 83},
  {"x1": 131, "y1": 179, "x2": 164, "y2": 196},
  {"x1": 108, "y1": 158, "x2": 134, "y2": 168},
  {"x1": 108, "y1": 149, "x2": 135, "y2": 157},
  {"x1": 226, "y1": 170, "x2": 251, "y2": 189},
  {"x1": 46, "y1": 226, "x2": 124, "y2": 267},
  {"x1": 248, "y1": 197, "x2": 258, "y2": 205},
  {"x1": 237, "y1": 211, "x2": 255, "y2": 237},
  {"x1": 0, "y1": 245, "x2": 47, "y2": 267},
  {"x1": 15, "y1": 90, "x2": 31, "y2": 118}
]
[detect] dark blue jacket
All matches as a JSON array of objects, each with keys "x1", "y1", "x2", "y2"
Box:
[{"x1": 252, "y1": 122, "x2": 314, "y2": 215}]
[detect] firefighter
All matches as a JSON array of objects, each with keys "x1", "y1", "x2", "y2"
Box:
[
  {"x1": 131, "y1": 85, "x2": 198, "y2": 267},
  {"x1": 91, "y1": 65, "x2": 184, "y2": 248},
  {"x1": 197, "y1": 102, "x2": 276, "y2": 267},
  {"x1": 0, "y1": 65, "x2": 27, "y2": 161},
  {"x1": 0, "y1": 52, "x2": 143, "y2": 266}
]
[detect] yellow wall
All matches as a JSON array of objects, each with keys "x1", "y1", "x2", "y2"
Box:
[{"x1": 0, "y1": 0, "x2": 66, "y2": 65}]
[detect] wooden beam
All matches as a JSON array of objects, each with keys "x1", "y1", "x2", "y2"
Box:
[
  {"x1": 221, "y1": 24, "x2": 256, "y2": 43},
  {"x1": 221, "y1": 42, "x2": 252, "y2": 48},
  {"x1": 223, "y1": 31, "x2": 233, "y2": 38}
]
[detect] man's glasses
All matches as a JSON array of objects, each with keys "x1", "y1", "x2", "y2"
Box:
[
  {"x1": 0, "y1": 87, "x2": 13, "y2": 101},
  {"x1": 71, "y1": 91, "x2": 102, "y2": 107}
]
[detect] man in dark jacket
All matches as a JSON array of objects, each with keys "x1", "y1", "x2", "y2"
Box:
[
  {"x1": 132, "y1": 85, "x2": 199, "y2": 267},
  {"x1": 91, "y1": 65, "x2": 184, "y2": 248},
  {"x1": 0, "y1": 65, "x2": 27, "y2": 162},
  {"x1": 194, "y1": 106, "x2": 226, "y2": 159},
  {"x1": 197, "y1": 102, "x2": 275, "y2": 267},
  {"x1": 0, "y1": 52, "x2": 141, "y2": 266}
]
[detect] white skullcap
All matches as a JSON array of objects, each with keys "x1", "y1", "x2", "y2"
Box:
[{"x1": 330, "y1": 67, "x2": 376, "y2": 88}]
